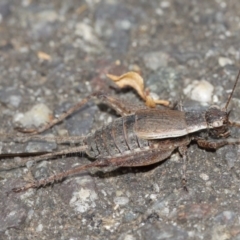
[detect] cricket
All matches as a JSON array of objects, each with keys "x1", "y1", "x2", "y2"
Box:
[{"x1": 1, "y1": 70, "x2": 240, "y2": 192}]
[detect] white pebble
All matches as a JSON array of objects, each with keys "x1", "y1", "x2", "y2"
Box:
[
  {"x1": 218, "y1": 57, "x2": 233, "y2": 67},
  {"x1": 161, "y1": 1, "x2": 170, "y2": 8},
  {"x1": 8, "y1": 95, "x2": 22, "y2": 108},
  {"x1": 75, "y1": 22, "x2": 100, "y2": 45},
  {"x1": 143, "y1": 51, "x2": 169, "y2": 70},
  {"x1": 13, "y1": 103, "x2": 53, "y2": 128},
  {"x1": 184, "y1": 80, "x2": 214, "y2": 103},
  {"x1": 36, "y1": 224, "x2": 43, "y2": 232},
  {"x1": 123, "y1": 234, "x2": 136, "y2": 240},
  {"x1": 114, "y1": 196, "x2": 129, "y2": 206},
  {"x1": 199, "y1": 173, "x2": 209, "y2": 181}
]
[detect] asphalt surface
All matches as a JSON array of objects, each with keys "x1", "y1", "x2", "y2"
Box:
[{"x1": 1, "y1": 0, "x2": 240, "y2": 239}]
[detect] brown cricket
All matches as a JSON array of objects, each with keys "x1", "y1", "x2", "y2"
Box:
[{"x1": 1, "y1": 71, "x2": 240, "y2": 192}]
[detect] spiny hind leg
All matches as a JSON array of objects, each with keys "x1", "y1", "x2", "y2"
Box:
[
  {"x1": 16, "y1": 93, "x2": 145, "y2": 135},
  {"x1": 1, "y1": 145, "x2": 88, "y2": 170},
  {"x1": 16, "y1": 94, "x2": 96, "y2": 135},
  {"x1": 107, "y1": 149, "x2": 174, "y2": 167},
  {"x1": 13, "y1": 149, "x2": 173, "y2": 192},
  {"x1": 3, "y1": 134, "x2": 86, "y2": 144},
  {"x1": 13, "y1": 159, "x2": 108, "y2": 192}
]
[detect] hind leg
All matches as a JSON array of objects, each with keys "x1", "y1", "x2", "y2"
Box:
[
  {"x1": 13, "y1": 149, "x2": 173, "y2": 192},
  {"x1": 16, "y1": 93, "x2": 149, "y2": 135}
]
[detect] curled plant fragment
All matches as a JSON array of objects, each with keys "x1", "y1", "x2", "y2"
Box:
[{"x1": 106, "y1": 71, "x2": 170, "y2": 107}]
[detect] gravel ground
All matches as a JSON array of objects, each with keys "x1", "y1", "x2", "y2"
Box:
[{"x1": 1, "y1": 0, "x2": 240, "y2": 239}]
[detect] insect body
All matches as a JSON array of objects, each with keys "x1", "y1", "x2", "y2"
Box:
[
  {"x1": 85, "y1": 113, "x2": 191, "y2": 160},
  {"x1": 85, "y1": 106, "x2": 228, "y2": 160},
  {"x1": 1, "y1": 71, "x2": 240, "y2": 192}
]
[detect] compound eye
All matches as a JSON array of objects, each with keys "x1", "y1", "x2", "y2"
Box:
[{"x1": 212, "y1": 120, "x2": 223, "y2": 128}]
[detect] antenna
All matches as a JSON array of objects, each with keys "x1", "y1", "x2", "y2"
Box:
[{"x1": 224, "y1": 70, "x2": 240, "y2": 110}]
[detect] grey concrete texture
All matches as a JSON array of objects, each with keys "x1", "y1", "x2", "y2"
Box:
[{"x1": 1, "y1": 0, "x2": 240, "y2": 239}]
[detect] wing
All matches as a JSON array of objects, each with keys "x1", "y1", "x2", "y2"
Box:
[{"x1": 134, "y1": 109, "x2": 188, "y2": 139}]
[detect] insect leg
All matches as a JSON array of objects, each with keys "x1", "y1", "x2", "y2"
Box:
[
  {"x1": 98, "y1": 95, "x2": 148, "y2": 116},
  {"x1": 106, "y1": 149, "x2": 174, "y2": 167},
  {"x1": 16, "y1": 94, "x2": 96, "y2": 135},
  {"x1": 178, "y1": 145, "x2": 188, "y2": 191},
  {"x1": 196, "y1": 138, "x2": 240, "y2": 149},
  {"x1": 12, "y1": 159, "x2": 108, "y2": 192},
  {"x1": 16, "y1": 93, "x2": 144, "y2": 135},
  {"x1": 1, "y1": 134, "x2": 85, "y2": 144},
  {"x1": 229, "y1": 121, "x2": 240, "y2": 128},
  {"x1": 13, "y1": 149, "x2": 174, "y2": 192},
  {"x1": 1, "y1": 145, "x2": 88, "y2": 170}
]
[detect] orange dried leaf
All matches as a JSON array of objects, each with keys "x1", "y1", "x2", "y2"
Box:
[
  {"x1": 153, "y1": 99, "x2": 170, "y2": 107},
  {"x1": 107, "y1": 72, "x2": 146, "y2": 100},
  {"x1": 145, "y1": 94, "x2": 170, "y2": 108},
  {"x1": 145, "y1": 95, "x2": 156, "y2": 108},
  {"x1": 107, "y1": 71, "x2": 170, "y2": 108}
]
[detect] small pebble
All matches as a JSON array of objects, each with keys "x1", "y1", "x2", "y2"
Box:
[
  {"x1": 218, "y1": 57, "x2": 233, "y2": 67},
  {"x1": 160, "y1": 1, "x2": 170, "y2": 8},
  {"x1": 225, "y1": 151, "x2": 236, "y2": 169},
  {"x1": 214, "y1": 210, "x2": 236, "y2": 225},
  {"x1": 143, "y1": 51, "x2": 169, "y2": 70},
  {"x1": 184, "y1": 80, "x2": 214, "y2": 103},
  {"x1": 0, "y1": 88, "x2": 22, "y2": 108},
  {"x1": 13, "y1": 103, "x2": 53, "y2": 128},
  {"x1": 25, "y1": 141, "x2": 57, "y2": 153},
  {"x1": 69, "y1": 177, "x2": 98, "y2": 213},
  {"x1": 121, "y1": 234, "x2": 136, "y2": 240},
  {"x1": 75, "y1": 22, "x2": 100, "y2": 45},
  {"x1": 36, "y1": 224, "x2": 43, "y2": 232},
  {"x1": 114, "y1": 196, "x2": 129, "y2": 206},
  {"x1": 199, "y1": 173, "x2": 209, "y2": 181}
]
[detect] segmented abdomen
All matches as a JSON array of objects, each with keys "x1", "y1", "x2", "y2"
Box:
[{"x1": 85, "y1": 115, "x2": 149, "y2": 158}]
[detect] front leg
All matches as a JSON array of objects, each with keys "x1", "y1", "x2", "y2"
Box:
[
  {"x1": 196, "y1": 138, "x2": 240, "y2": 150},
  {"x1": 178, "y1": 145, "x2": 189, "y2": 191}
]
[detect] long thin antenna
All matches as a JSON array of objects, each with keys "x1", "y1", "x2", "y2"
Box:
[{"x1": 224, "y1": 70, "x2": 240, "y2": 110}]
